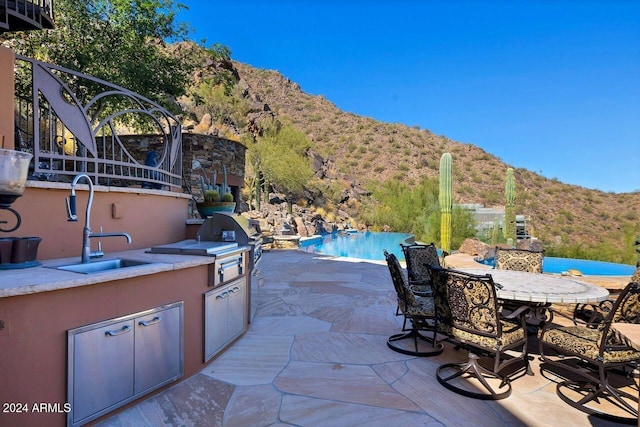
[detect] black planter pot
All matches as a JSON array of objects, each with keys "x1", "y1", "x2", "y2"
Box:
[{"x1": 0, "y1": 236, "x2": 42, "y2": 268}]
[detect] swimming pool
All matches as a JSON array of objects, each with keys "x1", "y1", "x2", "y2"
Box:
[
  {"x1": 299, "y1": 232, "x2": 636, "y2": 276},
  {"x1": 299, "y1": 231, "x2": 413, "y2": 261},
  {"x1": 480, "y1": 256, "x2": 635, "y2": 276}
]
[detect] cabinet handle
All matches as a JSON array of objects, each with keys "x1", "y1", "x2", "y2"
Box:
[
  {"x1": 216, "y1": 292, "x2": 228, "y2": 300},
  {"x1": 138, "y1": 316, "x2": 161, "y2": 327},
  {"x1": 217, "y1": 257, "x2": 243, "y2": 284},
  {"x1": 230, "y1": 286, "x2": 240, "y2": 293},
  {"x1": 105, "y1": 325, "x2": 131, "y2": 337},
  {"x1": 219, "y1": 257, "x2": 241, "y2": 270}
]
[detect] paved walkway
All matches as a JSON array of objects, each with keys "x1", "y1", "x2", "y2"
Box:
[{"x1": 99, "y1": 250, "x2": 631, "y2": 427}]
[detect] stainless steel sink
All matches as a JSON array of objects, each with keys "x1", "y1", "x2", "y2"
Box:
[{"x1": 55, "y1": 258, "x2": 153, "y2": 274}]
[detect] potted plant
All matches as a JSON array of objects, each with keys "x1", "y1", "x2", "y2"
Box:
[{"x1": 194, "y1": 164, "x2": 236, "y2": 217}]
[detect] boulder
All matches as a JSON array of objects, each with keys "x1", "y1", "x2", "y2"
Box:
[
  {"x1": 517, "y1": 238, "x2": 544, "y2": 252},
  {"x1": 458, "y1": 238, "x2": 491, "y2": 259},
  {"x1": 294, "y1": 217, "x2": 308, "y2": 237}
]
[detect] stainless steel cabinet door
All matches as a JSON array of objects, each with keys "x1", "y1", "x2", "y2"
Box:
[
  {"x1": 226, "y1": 279, "x2": 246, "y2": 342},
  {"x1": 204, "y1": 286, "x2": 229, "y2": 361},
  {"x1": 204, "y1": 278, "x2": 247, "y2": 362},
  {"x1": 134, "y1": 305, "x2": 182, "y2": 394},
  {"x1": 71, "y1": 319, "x2": 135, "y2": 424}
]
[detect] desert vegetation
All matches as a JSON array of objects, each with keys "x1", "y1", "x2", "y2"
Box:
[
  {"x1": 234, "y1": 62, "x2": 640, "y2": 264},
  {"x1": 4, "y1": 0, "x2": 639, "y2": 264}
]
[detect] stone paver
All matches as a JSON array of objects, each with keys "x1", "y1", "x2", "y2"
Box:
[{"x1": 99, "y1": 250, "x2": 631, "y2": 427}]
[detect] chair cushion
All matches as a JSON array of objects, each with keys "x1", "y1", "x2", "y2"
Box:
[
  {"x1": 540, "y1": 325, "x2": 640, "y2": 364},
  {"x1": 452, "y1": 319, "x2": 525, "y2": 350},
  {"x1": 403, "y1": 244, "x2": 441, "y2": 285},
  {"x1": 495, "y1": 249, "x2": 543, "y2": 273},
  {"x1": 402, "y1": 295, "x2": 436, "y2": 317}
]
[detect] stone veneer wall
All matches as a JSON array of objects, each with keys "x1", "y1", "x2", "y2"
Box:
[{"x1": 119, "y1": 133, "x2": 246, "y2": 216}]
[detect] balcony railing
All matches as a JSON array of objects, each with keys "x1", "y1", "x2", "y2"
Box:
[
  {"x1": 0, "y1": 0, "x2": 54, "y2": 32},
  {"x1": 14, "y1": 55, "x2": 182, "y2": 190}
]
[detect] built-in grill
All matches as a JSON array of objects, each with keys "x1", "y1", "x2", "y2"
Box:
[
  {"x1": 148, "y1": 213, "x2": 262, "y2": 288},
  {"x1": 195, "y1": 213, "x2": 263, "y2": 271},
  {"x1": 149, "y1": 213, "x2": 263, "y2": 323}
]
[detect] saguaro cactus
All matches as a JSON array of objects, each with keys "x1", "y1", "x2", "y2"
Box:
[
  {"x1": 490, "y1": 217, "x2": 501, "y2": 246},
  {"x1": 439, "y1": 153, "x2": 452, "y2": 254},
  {"x1": 504, "y1": 167, "x2": 517, "y2": 244}
]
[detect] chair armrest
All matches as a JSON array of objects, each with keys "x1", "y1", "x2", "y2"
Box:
[{"x1": 572, "y1": 300, "x2": 613, "y2": 328}]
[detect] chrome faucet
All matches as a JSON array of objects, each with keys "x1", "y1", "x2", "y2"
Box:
[{"x1": 66, "y1": 173, "x2": 132, "y2": 263}]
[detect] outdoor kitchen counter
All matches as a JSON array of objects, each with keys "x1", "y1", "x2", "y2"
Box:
[
  {"x1": 0, "y1": 246, "x2": 252, "y2": 427},
  {"x1": 0, "y1": 248, "x2": 246, "y2": 298}
]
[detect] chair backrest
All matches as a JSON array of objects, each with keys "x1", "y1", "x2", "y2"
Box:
[
  {"x1": 631, "y1": 265, "x2": 640, "y2": 284},
  {"x1": 598, "y1": 282, "x2": 640, "y2": 353},
  {"x1": 441, "y1": 268, "x2": 503, "y2": 339},
  {"x1": 608, "y1": 281, "x2": 640, "y2": 325},
  {"x1": 384, "y1": 250, "x2": 416, "y2": 307},
  {"x1": 495, "y1": 247, "x2": 544, "y2": 273},
  {"x1": 426, "y1": 265, "x2": 453, "y2": 335},
  {"x1": 401, "y1": 243, "x2": 440, "y2": 284}
]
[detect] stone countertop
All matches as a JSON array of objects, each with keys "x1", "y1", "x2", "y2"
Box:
[{"x1": 0, "y1": 248, "x2": 221, "y2": 299}]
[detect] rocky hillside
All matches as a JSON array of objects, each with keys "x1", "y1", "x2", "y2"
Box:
[{"x1": 187, "y1": 58, "x2": 640, "y2": 262}]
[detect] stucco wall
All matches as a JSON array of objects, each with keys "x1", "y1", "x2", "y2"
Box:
[
  {"x1": 9, "y1": 183, "x2": 190, "y2": 260},
  {"x1": 0, "y1": 46, "x2": 15, "y2": 150}
]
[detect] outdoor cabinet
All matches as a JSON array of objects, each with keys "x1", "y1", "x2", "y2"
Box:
[
  {"x1": 134, "y1": 305, "x2": 182, "y2": 394},
  {"x1": 67, "y1": 302, "x2": 184, "y2": 427},
  {"x1": 204, "y1": 277, "x2": 247, "y2": 362},
  {"x1": 70, "y1": 318, "x2": 135, "y2": 424}
]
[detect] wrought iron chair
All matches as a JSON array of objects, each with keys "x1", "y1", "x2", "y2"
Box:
[
  {"x1": 495, "y1": 247, "x2": 544, "y2": 273},
  {"x1": 384, "y1": 250, "x2": 444, "y2": 357},
  {"x1": 539, "y1": 281, "x2": 640, "y2": 423},
  {"x1": 428, "y1": 266, "x2": 530, "y2": 400},
  {"x1": 400, "y1": 243, "x2": 441, "y2": 296},
  {"x1": 495, "y1": 247, "x2": 545, "y2": 328},
  {"x1": 573, "y1": 265, "x2": 640, "y2": 327}
]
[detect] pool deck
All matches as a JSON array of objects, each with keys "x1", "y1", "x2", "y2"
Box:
[{"x1": 97, "y1": 250, "x2": 636, "y2": 427}]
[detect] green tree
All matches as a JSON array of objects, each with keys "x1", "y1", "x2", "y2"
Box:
[
  {"x1": 361, "y1": 177, "x2": 439, "y2": 234},
  {"x1": 248, "y1": 120, "x2": 314, "y2": 213},
  {"x1": 359, "y1": 175, "x2": 476, "y2": 250},
  {"x1": 2, "y1": 0, "x2": 213, "y2": 112},
  {"x1": 193, "y1": 79, "x2": 250, "y2": 130}
]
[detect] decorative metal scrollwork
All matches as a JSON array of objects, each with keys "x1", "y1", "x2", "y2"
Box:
[
  {"x1": 0, "y1": 207, "x2": 21, "y2": 233},
  {"x1": 0, "y1": 194, "x2": 22, "y2": 233}
]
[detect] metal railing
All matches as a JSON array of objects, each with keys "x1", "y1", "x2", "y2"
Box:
[
  {"x1": 0, "y1": 0, "x2": 54, "y2": 32},
  {"x1": 14, "y1": 55, "x2": 182, "y2": 190}
]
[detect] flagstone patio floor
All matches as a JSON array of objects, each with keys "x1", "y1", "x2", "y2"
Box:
[{"x1": 98, "y1": 250, "x2": 635, "y2": 427}]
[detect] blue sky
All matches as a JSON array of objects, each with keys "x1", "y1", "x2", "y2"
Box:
[{"x1": 178, "y1": 1, "x2": 639, "y2": 193}]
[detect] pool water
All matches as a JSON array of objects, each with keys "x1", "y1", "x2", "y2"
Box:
[
  {"x1": 299, "y1": 231, "x2": 636, "y2": 276},
  {"x1": 481, "y1": 256, "x2": 635, "y2": 276},
  {"x1": 299, "y1": 231, "x2": 413, "y2": 261}
]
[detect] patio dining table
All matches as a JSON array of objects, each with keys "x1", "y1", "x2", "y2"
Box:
[
  {"x1": 458, "y1": 268, "x2": 610, "y2": 304},
  {"x1": 457, "y1": 268, "x2": 610, "y2": 326}
]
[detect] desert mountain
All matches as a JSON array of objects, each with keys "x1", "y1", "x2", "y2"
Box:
[{"x1": 195, "y1": 60, "x2": 640, "y2": 262}]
